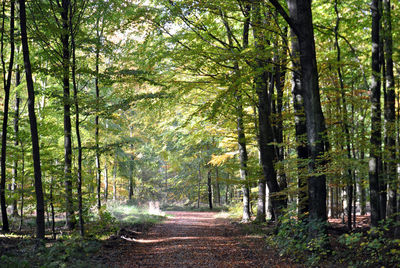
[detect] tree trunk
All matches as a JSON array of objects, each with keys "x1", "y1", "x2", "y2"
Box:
[
  {"x1": 369, "y1": 0, "x2": 382, "y2": 227},
  {"x1": 274, "y1": 27, "x2": 288, "y2": 209},
  {"x1": 197, "y1": 163, "x2": 202, "y2": 208},
  {"x1": 207, "y1": 169, "x2": 212, "y2": 210},
  {"x1": 113, "y1": 155, "x2": 117, "y2": 201},
  {"x1": 19, "y1": 146, "x2": 25, "y2": 231},
  {"x1": 11, "y1": 64, "x2": 21, "y2": 217},
  {"x1": 383, "y1": 0, "x2": 396, "y2": 220},
  {"x1": 50, "y1": 175, "x2": 56, "y2": 239},
  {"x1": 104, "y1": 163, "x2": 108, "y2": 201},
  {"x1": 287, "y1": 0, "x2": 328, "y2": 227},
  {"x1": 60, "y1": 0, "x2": 75, "y2": 230},
  {"x1": 128, "y1": 127, "x2": 134, "y2": 201},
  {"x1": 236, "y1": 93, "x2": 251, "y2": 222},
  {"x1": 334, "y1": 0, "x2": 353, "y2": 230},
  {"x1": 94, "y1": 8, "x2": 104, "y2": 211},
  {"x1": 220, "y1": 4, "x2": 251, "y2": 221},
  {"x1": 215, "y1": 167, "x2": 220, "y2": 206},
  {"x1": 71, "y1": 15, "x2": 84, "y2": 236},
  {"x1": 0, "y1": 0, "x2": 15, "y2": 233},
  {"x1": 19, "y1": 0, "x2": 45, "y2": 238},
  {"x1": 291, "y1": 28, "x2": 309, "y2": 218},
  {"x1": 252, "y1": 2, "x2": 283, "y2": 222}
]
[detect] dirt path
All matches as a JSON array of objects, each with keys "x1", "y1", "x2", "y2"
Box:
[{"x1": 113, "y1": 211, "x2": 297, "y2": 267}]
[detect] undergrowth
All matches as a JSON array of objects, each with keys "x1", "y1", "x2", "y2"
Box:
[
  {"x1": 0, "y1": 203, "x2": 166, "y2": 267},
  {"x1": 262, "y1": 211, "x2": 400, "y2": 267}
]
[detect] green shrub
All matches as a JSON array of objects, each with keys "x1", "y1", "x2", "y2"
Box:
[
  {"x1": 266, "y1": 210, "x2": 330, "y2": 266},
  {"x1": 337, "y1": 221, "x2": 400, "y2": 267}
]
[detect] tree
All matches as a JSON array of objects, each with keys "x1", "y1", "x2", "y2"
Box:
[
  {"x1": 382, "y1": 0, "x2": 396, "y2": 221},
  {"x1": 19, "y1": 0, "x2": 45, "y2": 239},
  {"x1": 0, "y1": 0, "x2": 15, "y2": 233},
  {"x1": 369, "y1": 0, "x2": 382, "y2": 227},
  {"x1": 270, "y1": 0, "x2": 328, "y2": 228}
]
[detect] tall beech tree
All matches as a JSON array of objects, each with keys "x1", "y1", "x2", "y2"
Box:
[
  {"x1": 252, "y1": 2, "x2": 284, "y2": 222},
  {"x1": 270, "y1": 0, "x2": 328, "y2": 227},
  {"x1": 369, "y1": 0, "x2": 382, "y2": 227},
  {"x1": 383, "y1": 0, "x2": 396, "y2": 220},
  {"x1": 19, "y1": 0, "x2": 45, "y2": 239},
  {"x1": 0, "y1": 0, "x2": 15, "y2": 233},
  {"x1": 59, "y1": 0, "x2": 76, "y2": 230}
]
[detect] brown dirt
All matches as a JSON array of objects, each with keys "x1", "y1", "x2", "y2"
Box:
[{"x1": 107, "y1": 211, "x2": 299, "y2": 268}]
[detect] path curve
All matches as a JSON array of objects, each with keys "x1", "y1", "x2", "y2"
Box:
[{"x1": 116, "y1": 211, "x2": 296, "y2": 267}]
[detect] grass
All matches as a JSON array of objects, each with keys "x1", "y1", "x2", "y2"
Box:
[{"x1": 161, "y1": 204, "x2": 229, "y2": 212}]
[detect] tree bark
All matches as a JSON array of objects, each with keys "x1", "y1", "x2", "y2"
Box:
[
  {"x1": 113, "y1": 155, "x2": 117, "y2": 201},
  {"x1": 71, "y1": 13, "x2": 84, "y2": 235},
  {"x1": 215, "y1": 167, "x2": 220, "y2": 206},
  {"x1": 207, "y1": 169, "x2": 212, "y2": 210},
  {"x1": 270, "y1": 0, "x2": 328, "y2": 228},
  {"x1": 128, "y1": 127, "x2": 134, "y2": 201},
  {"x1": 60, "y1": 0, "x2": 75, "y2": 230},
  {"x1": 236, "y1": 93, "x2": 251, "y2": 222},
  {"x1": 289, "y1": 25, "x2": 309, "y2": 218},
  {"x1": 104, "y1": 163, "x2": 108, "y2": 201},
  {"x1": 252, "y1": 2, "x2": 283, "y2": 222},
  {"x1": 369, "y1": 0, "x2": 382, "y2": 227},
  {"x1": 0, "y1": 0, "x2": 15, "y2": 233},
  {"x1": 50, "y1": 175, "x2": 56, "y2": 239},
  {"x1": 383, "y1": 0, "x2": 396, "y2": 220},
  {"x1": 334, "y1": 0, "x2": 353, "y2": 230},
  {"x1": 19, "y1": 0, "x2": 45, "y2": 238},
  {"x1": 11, "y1": 68, "x2": 20, "y2": 217}
]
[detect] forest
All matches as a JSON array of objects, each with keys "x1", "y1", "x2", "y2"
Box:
[{"x1": 0, "y1": 0, "x2": 400, "y2": 267}]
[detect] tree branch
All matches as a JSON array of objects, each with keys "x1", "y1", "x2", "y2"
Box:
[{"x1": 268, "y1": 0, "x2": 299, "y2": 37}]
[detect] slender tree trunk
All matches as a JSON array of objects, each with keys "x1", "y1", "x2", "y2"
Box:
[
  {"x1": 252, "y1": 2, "x2": 283, "y2": 222},
  {"x1": 128, "y1": 127, "x2": 134, "y2": 201},
  {"x1": 71, "y1": 15, "x2": 84, "y2": 236},
  {"x1": 0, "y1": 0, "x2": 15, "y2": 233},
  {"x1": 220, "y1": 5, "x2": 251, "y2": 220},
  {"x1": 60, "y1": 0, "x2": 75, "y2": 230},
  {"x1": 207, "y1": 169, "x2": 212, "y2": 210},
  {"x1": 369, "y1": 0, "x2": 382, "y2": 227},
  {"x1": 274, "y1": 27, "x2": 288, "y2": 209},
  {"x1": 95, "y1": 61, "x2": 101, "y2": 210},
  {"x1": 11, "y1": 64, "x2": 21, "y2": 217},
  {"x1": 50, "y1": 175, "x2": 56, "y2": 239},
  {"x1": 235, "y1": 93, "x2": 251, "y2": 222},
  {"x1": 113, "y1": 155, "x2": 117, "y2": 201},
  {"x1": 19, "y1": 0, "x2": 45, "y2": 238},
  {"x1": 334, "y1": 0, "x2": 353, "y2": 230},
  {"x1": 225, "y1": 182, "x2": 229, "y2": 205},
  {"x1": 104, "y1": 163, "x2": 108, "y2": 201},
  {"x1": 94, "y1": 12, "x2": 105, "y2": 211},
  {"x1": 19, "y1": 146, "x2": 24, "y2": 231},
  {"x1": 12, "y1": 94, "x2": 20, "y2": 217},
  {"x1": 197, "y1": 163, "x2": 201, "y2": 208},
  {"x1": 383, "y1": 0, "x2": 396, "y2": 220},
  {"x1": 215, "y1": 167, "x2": 220, "y2": 206}
]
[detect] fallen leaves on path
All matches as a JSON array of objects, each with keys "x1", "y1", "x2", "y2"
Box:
[{"x1": 104, "y1": 211, "x2": 300, "y2": 267}]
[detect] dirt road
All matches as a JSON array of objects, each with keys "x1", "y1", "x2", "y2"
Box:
[{"x1": 114, "y1": 211, "x2": 296, "y2": 267}]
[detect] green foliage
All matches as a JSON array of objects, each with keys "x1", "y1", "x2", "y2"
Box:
[
  {"x1": 86, "y1": 207, "x2": 119, "y2": 237},
  {"x1": 266, "y1": 211, "x2": 330, "y2": 266},
  {"x1": 0, "y1": 238, "x2": 103, "y2": 268},
  {"x1": 336, "y1": 222, "x2": 400, "y2": 267}
]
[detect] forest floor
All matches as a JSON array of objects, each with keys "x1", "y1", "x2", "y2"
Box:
[{"x1": 100, "y1": 211, "x2": 299, "y2": 267}]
